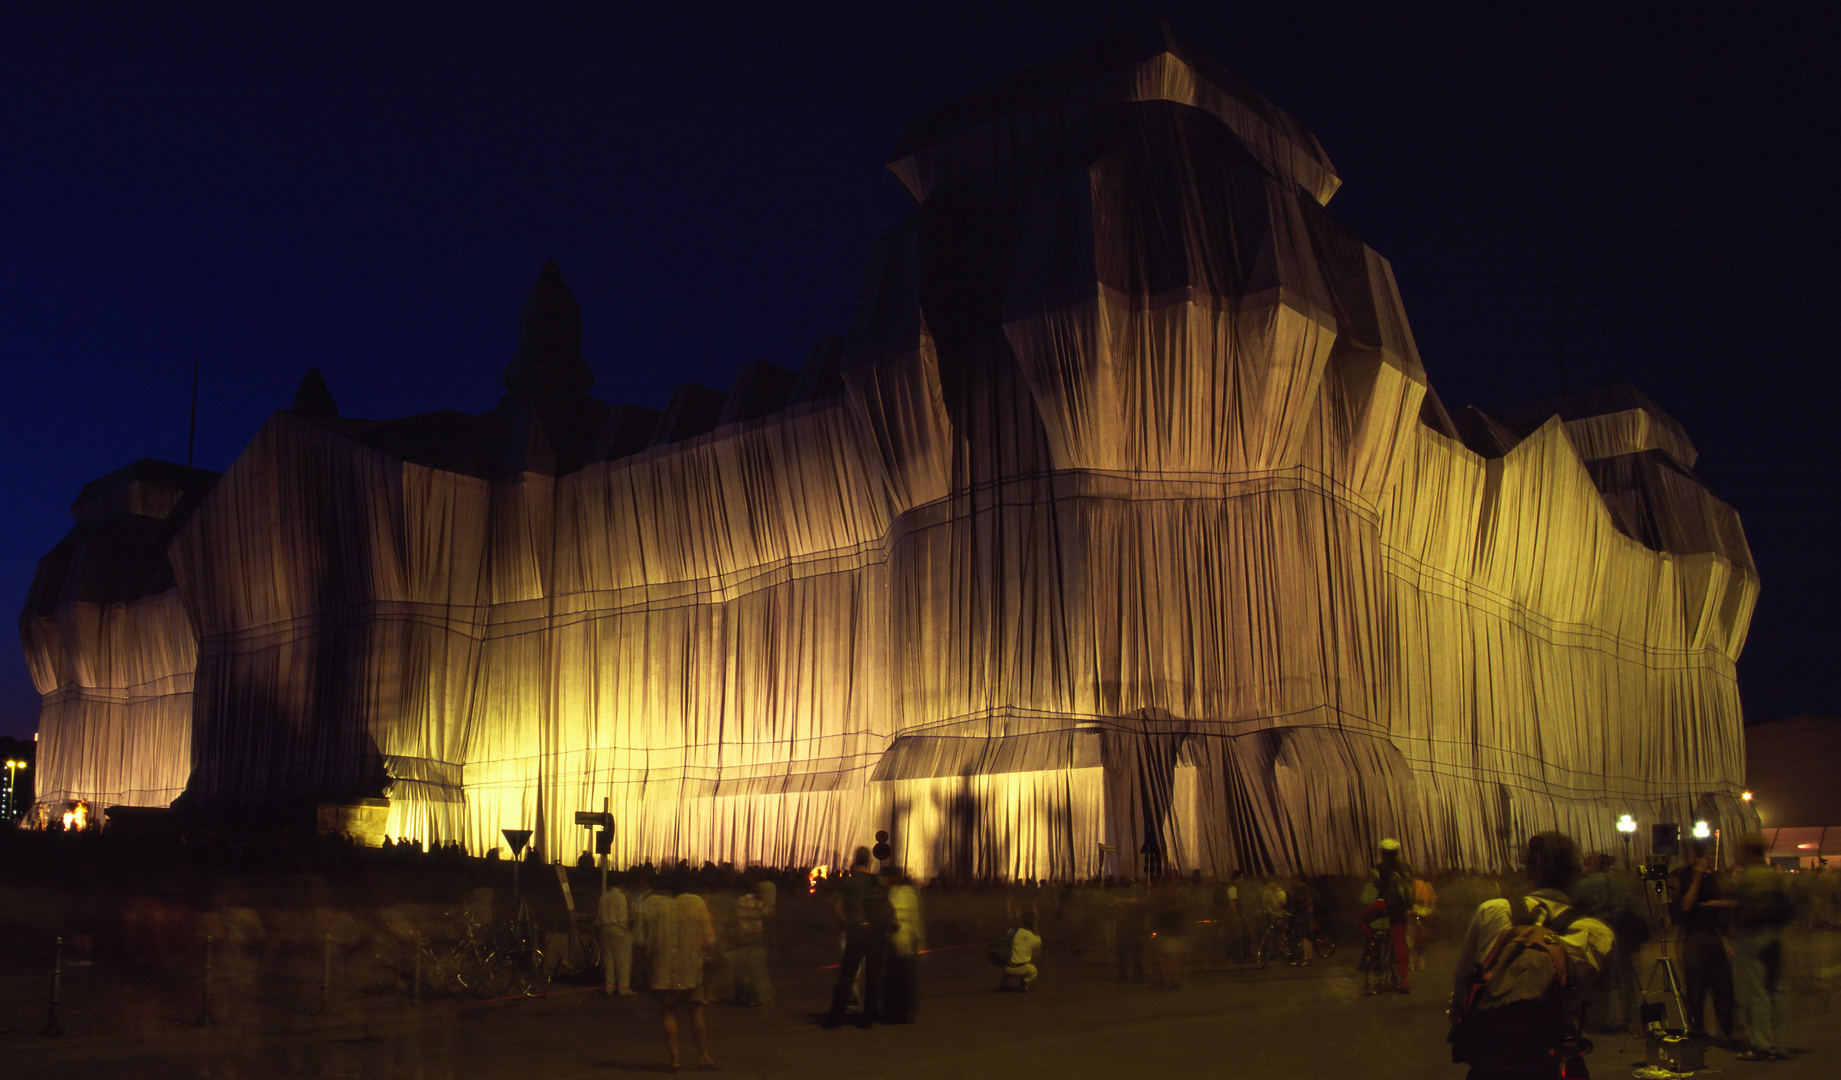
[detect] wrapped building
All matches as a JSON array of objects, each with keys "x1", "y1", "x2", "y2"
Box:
[{"x1": 21, "y1": 24, "x2": 1758, "y2": 877}]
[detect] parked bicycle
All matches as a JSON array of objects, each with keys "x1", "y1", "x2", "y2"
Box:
[
  {"x1": 1253, "y1": 912, "x2": 1337, "y2": 968},
  {"x1": 348, "y1": 904, "x2": 549, "y2": 1000}
]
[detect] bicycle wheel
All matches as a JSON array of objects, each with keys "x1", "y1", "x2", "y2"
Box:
[
  {"x1": 420, "y1": 942, "x2": 470, "y2": 997},
  {"x1": 465, "y1": 943, "x2": 515, "y2": 999},
  {"x1": 347, "y1": 942, "x2": 406, "y2": 995},
  {"x1": 1254, "y1": 927, "x2": 1278, "y2": 969},
  {"x1": 509, "y1": 944, "x2": 551, "y2": 997},
  {"x1": 1314, "y1": 930, "x2": 1337, "y2": 960}
]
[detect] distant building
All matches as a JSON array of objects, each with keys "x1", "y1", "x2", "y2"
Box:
[
  {"x1": 20, "y1": 23, "x2": 1758, "y2": 876},
  {"x1": 1747, "y1": 715, "x2": 1841, "y2": 866}
]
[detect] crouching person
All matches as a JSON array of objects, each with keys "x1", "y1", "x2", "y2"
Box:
[
  {"x1": 1448, "y1": 832, "x2": 1612, "y2": 1079},
  {"x1": 991, "y1": 911, "x2": 1042, "y2": 992}
]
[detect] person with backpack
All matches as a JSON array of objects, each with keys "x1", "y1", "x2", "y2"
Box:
[
  {"x1": 822, "y1": 846, "x2": 890, "y2": 1028},
  {"x1": 1448, "y1": 831, "x2": 1613, "y2": 1079},
  {"x1": 990, "y1": 909, "x2": 1042, "y2": 991},
  {"x1": 1729, "y1": 835, "x2": 1796, "y2": 1061}
]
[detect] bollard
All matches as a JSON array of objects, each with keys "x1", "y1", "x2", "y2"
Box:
[
  {"x1": 321, "y1": 932, "x2": 333, "y2": 1015},
  {"x1": 198, "y1": 934, "x2": 214, "y2": 1026},
  {"x1": 44, "y1": 935, "x2": 64, "y2": 1036}
]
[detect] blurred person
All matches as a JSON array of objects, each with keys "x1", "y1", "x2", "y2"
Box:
[
  {"x1": 1153, "y1": 883, "x2": 1192, "y2": 987},
  {"x1": 1286, "y1": 876, "x2": 1318, "y2": 967},
  {"x1": 1223, "y1": 870, "x2": 1249, "y2": 959},
  {"x1": 597, "y1": 873, "x2": 635, "y2": 996},
  {"x1": 1670, "y1": 841, "x2": 1736, "y2": 1045},
  {"x1": 637, "y1": 879, "x2": 718, "y2": 1072},
  {"x1": 1114, "y1": 880, "x2": 1149, "y2": 982},
  {"x1": 1729, "y1": 836, "x2": 1796, "y2": 1061},
  {"x1": 1411, "y1": 876, "x2": 1439, "y2": 971},
  {"x1": 882, "y1": 867, "x2": 926, "y2": 1022},
  {"x1": 1448, "y1": 832, "x2": 1612, "y2": 1080},
  {"x1": 823, "y1": 846, "x2": 889, "y2": 1028},
  {"x1": 1570, "y1": 853, "x2": 1643, "y2": 1034},
  {"x1": 729, "y1": 880, "x2": 772, "y2": 1007}
]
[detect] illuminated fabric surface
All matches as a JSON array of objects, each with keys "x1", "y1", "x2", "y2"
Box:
[{"x1": 22, "y1": 24, "x2": 1757, "y2": 876}]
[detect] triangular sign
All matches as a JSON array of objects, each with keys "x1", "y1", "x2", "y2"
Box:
[{"x1": 502, "y1": 828, "x2": 533, "y2": 856}]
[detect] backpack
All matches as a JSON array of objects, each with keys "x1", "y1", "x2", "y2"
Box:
[
  {"x1": 987, "y1": 928, "x2": 1018, "y2": 968},
  {"x1": 1448, "y1": 896, "x2": 1590, "y2": 1067},
  {"x1": 1380, "y1": 870, "x2": 1413, "y2": 917}
]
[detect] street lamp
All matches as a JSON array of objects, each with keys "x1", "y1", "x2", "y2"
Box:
[
  {"x1": 1692, "y1": 820, "x2": 1711, "y2": 840},
  {"x1": 3, "y1": 760, "x2": 25, "y2": 819},
  {"x1": 1616, "y1": 813, "x2": 1637, "y2": 871}
]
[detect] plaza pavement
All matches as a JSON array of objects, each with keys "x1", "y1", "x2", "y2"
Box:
[{"x1": 7, "y1": 915, "x2": 1840, "y2": 1080}]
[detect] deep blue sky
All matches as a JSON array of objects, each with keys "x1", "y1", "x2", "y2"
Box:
[{"x1": 3, "y1": 2, "x2": 1837, "y2": 740}]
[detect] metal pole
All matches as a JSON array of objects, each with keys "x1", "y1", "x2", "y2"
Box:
[
  {"x1": 44, "y1": 936, "x2": 64, "y2": 1036},
  {"x1": 320, "y1": 932, "x2": 333, "y2": 1015},
  {"x1": 198, "y1": 934, "x2": 214, "y2": 1026}
]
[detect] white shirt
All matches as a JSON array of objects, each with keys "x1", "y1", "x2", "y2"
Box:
[
  {"x1": 596, "y1": 886, "x2": 629, "y2": 931},
  {"x1": 1009, "y1": 927, "x2": 1041, "y2": 966}
]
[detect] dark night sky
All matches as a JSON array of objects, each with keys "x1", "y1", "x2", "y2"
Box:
[{"x1": 3, "y1": 2, "x2": 1837, "y2": 741}]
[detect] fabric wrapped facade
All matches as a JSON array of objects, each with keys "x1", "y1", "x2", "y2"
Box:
[{"x1": 21, "y1": 23, "x2": 1757, "y2": 876}]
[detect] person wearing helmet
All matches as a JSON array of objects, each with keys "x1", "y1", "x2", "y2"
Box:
[{"x1": 1367, "y1": 839, "x2": 1415, "y2": 992}]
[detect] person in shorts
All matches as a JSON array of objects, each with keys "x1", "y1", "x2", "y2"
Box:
[{"x1": 638, "y1": 878, "x2": 718, "y2": 1071}]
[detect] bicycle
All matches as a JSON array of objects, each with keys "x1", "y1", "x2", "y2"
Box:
[
  {"x1": 1254, "y1": 913, "x2": 1337, "y2": 968},
  {"x1": 1357, "y1": 927, "x2": 1399, "y2": 995}
]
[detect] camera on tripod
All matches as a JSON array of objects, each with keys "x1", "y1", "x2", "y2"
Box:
[{"x1": 1641, "y1": 853, "x2": 1670, "y2": 884}]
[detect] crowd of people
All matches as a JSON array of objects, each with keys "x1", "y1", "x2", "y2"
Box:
[{"x1": 4, "y1": 819, "x2": 1827, "y2": 1076}]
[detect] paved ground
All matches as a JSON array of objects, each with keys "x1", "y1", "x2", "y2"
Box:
[{"x1": 7, "y1": 922, "x2": 1840, "y2": 1080}]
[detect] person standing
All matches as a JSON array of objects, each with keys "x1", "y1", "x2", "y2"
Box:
[
  {"x1": 597, "y1": 874, "x2": 636, "y2": 996},
  {"x1": 637, "y1": 879, "x2": 718, "y2": 1072},
  {"x1": 1729, "y1": 836, "x2": 1795, "y2": 1062},
  {"x1": 730, "y1": 880, "x2": 772, "y2": 1007},
  {"x1": 823, "y1": 847, "x2": 888, "y2": 1028},
  {"x1": 1571, "y1": 853, "x2": 1643, "y2": 1034},
  {"x1": 1670, "y1": 842, "x2": 1737, "y2": 1045},
  {"x1": 883, "y1": 867, "x2": 926, "y2": 1022}
]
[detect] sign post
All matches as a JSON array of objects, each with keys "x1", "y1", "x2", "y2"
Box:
[
  {"x1": 502, "y1": 828, "x2": 533, "y2": 900},
  {"x1": 575, "y1": 804, "x2": 613, "y2": 894}
]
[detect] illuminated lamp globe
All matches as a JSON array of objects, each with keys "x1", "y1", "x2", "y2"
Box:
[
  {"x1": 1692, "y1": 821, "x2": 1711, "y2": 840},
  {"x1": 1616, "y1": 814, "x2": 1636, "y2": 834}
]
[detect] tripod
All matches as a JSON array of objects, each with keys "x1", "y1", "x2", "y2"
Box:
[{"x1": 1634, "y1": 956, "x2": 1687, "y2": 1036}]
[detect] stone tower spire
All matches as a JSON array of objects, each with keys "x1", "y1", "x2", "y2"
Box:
[{"x1": 500, "y1": 260, "x2": 595, "y2": 402}]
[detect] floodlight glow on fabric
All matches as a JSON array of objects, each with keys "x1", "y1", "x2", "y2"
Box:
[{"x1": 15, "y1": 27, "x2": 1763, "y2": 879}]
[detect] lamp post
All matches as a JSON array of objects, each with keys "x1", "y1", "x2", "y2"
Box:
[
  {"x1": 1616, "y1": 813, "x2": 1637, "y2": 872},
  {"x1": 3, "y1": 760, "x2": 25, "y2": 820}
]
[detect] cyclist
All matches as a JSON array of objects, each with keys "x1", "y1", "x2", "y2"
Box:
[{"x1": 1366, "y1": 838, "x2": 1414, "y2": 992}]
